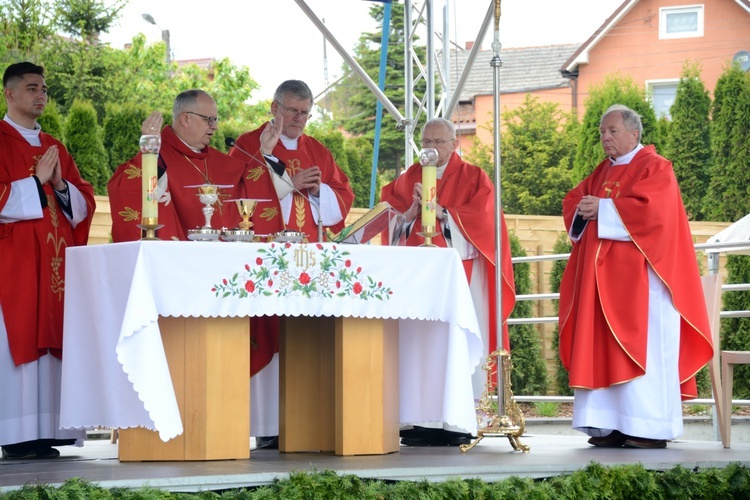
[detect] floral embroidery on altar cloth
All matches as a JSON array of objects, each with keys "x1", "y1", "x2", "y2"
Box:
[{"x1": 212, "y1": 243, "x2": 393, "y2": 300}]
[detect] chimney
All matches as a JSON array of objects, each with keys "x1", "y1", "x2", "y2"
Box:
[{"x1": 465, "y1": 41, "x2": 474, "y2": 50}]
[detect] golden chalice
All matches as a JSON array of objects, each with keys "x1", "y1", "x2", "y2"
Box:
[{"x1": 236, "y1": 199, "x2": 259, "y2": 231}]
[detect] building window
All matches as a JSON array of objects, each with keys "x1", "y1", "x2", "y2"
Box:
[
  {"x1": 659, "y1": 5, "x2": 704, "y2": 39},
  {"x1": 647, "y1": 80, "x2": 679, "y2": 119}
]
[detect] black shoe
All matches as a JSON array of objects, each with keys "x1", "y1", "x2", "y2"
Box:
[
  {"x1": 2, "y1": 446, "x2": 36, "y2": 460},
  {"x1": 400, "y1": 428, "x2": 473, "y2": 447},
  {"x1": 587, "y1": 430, "x2": 628, "y2": 448},
  {"x1": 255, "y1": 436, "x2": 279, "y2": 450}
]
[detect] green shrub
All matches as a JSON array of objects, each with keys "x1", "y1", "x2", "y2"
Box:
[
  {"x1": 102, "y1": 103, "x2": 151, "y2": 173},
  {"x1": 509, "y1": 231, "x2": 548, "y2": 395},
  {"x1": 550, "y1": 232, "x2": 572, "y2": 395},
  {"x1": 63, "y1": 99, "x2": 109, "y2": 195}
]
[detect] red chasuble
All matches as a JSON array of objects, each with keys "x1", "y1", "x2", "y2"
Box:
[
  {"x1": 232, "y1": 122, "x2": 355, "y2": 240},
  {"x1": 230, "y1": 123, "x2": 354, "y2": 376},
  {"x1": 0, "y1": 121, "x2": 96, "y2": 365},
  {"x1": 380, "y1": 152, "x2": 516, "y2": 353},
  {"x1": 108, "y1": 125, "x2": 283, "y2": 242},
  {"x1": 558, "y1": 145, "x2": 713, "y2": 399}
]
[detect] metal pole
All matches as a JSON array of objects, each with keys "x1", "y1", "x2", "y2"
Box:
[
  {"x1": 426, "y1": 0, "x2": 435, "y2": 119},
  {"x1": 404, "y1": 0, "x2": 414, "y2": 169},
  {"x1": 491, "y1": 0, "x2": 504, "y2": 416}
]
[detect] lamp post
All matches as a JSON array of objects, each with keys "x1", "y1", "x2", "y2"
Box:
[{"x1": 141, "y1": 13, "x2": 171, "y2": 65}]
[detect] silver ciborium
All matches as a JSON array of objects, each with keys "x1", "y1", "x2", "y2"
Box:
[{"x1": 187, "y1": 184, "x2": 228, "y2": 241}]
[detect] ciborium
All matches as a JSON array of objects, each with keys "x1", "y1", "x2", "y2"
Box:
[{"x1": 186, "y1": 184, "x2": 229, "y2": 241}]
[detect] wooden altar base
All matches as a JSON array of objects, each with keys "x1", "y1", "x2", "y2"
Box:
[
  {"x1": 118, "y1": 316, "x2": 251, "y2": 462},
  {"x1": 280, "y1": 316, "x2": 400, "y2": 456}
]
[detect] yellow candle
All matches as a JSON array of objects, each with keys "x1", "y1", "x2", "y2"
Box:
[
  {"x1": 141, "y1": 153, "x2": 158, "y2": 220},
  {"x1": 421, "y1": 164, "x2": 437, "y2": 228}
]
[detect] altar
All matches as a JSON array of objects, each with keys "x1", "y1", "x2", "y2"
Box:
[{"x1": 60, "y1": 241, "x2": 482, "y2": 459}]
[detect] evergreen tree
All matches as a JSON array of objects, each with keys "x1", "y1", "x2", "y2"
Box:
[
  {"x1": 36, "y1": 97, "x2": 63, "y2": 140},
  {"x1": 52, "y1": 0, "x2": 126, "y2": 44},
  {"x1": 102, "y1": 103, "x2": 150, "y2": 172},
  {"x1": 721, "y1": 255, "x2": 750, "y2": 399},
  {"x1": 573, "y1": 74, "x2": 660, "y2": 182},
  {"x1": 550, "y1": 233, "x2": 572, "y2": 395},
  {"x1": 665, "y1": 63, "x2": 712, "y2": 221},
  {"x1": 0, "y1": 0, "x2": 55, "y2": 62},
  {"x1": 469, "y1": 95, "x2": 577, "y2": 216},
  {"x1": 509, "y1": 232, "x2": 548, "y2": 395},
  {"x1": 345, "y1": 136, "x2": 376, "y2": 208},
  {"x1": 330, "y1": 0, "x2": 428, "y2": 175},
  {"x1": 63, "y1": 98, "x2": 109, "y2": 194},
  {"x1": 704, "y1": 64, "x2": 750, "y2": 222}
]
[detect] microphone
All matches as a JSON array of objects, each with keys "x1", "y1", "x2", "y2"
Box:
[{"x1": 225, "y1": 137, "x2": 324, "y2": 242}]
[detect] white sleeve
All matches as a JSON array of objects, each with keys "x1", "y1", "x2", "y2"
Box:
[
  {"x1": 0, "y1": 177, "x2": 44, "y2": 222},
  {"x1": 66, "y1": 183, "x2": 90, "y2": 227},
  {"x1": 597, "y1": 198, "x2": 631, "y2": 241}
]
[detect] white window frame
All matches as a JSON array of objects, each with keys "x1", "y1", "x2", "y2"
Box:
[
  {"x1": 659, "y1": 5, "x2": 704, "y2": 39},
  {"x1": 646, "y1": 79, "x2": 680, "y2": 120}
]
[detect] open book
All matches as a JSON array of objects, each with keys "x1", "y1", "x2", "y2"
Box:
[{"x1": 326, "y1": 202, "x2": 405, "y2": 245}]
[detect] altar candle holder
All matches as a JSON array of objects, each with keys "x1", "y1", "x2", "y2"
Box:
[
  {"x1": 417, "y1": 148, "x2": 439, "y2": 247},
  {"x1": 137, "y1": 134, "x2": 163, "y2": 240}
]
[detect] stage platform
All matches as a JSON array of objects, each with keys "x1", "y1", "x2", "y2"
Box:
[{"x1": 1, "y1": 431, "x2": 749, "y2": 493}]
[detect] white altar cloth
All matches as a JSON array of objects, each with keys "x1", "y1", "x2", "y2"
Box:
[{"x1": 60, "y1": 241, "x2": 482, "y2": 441}]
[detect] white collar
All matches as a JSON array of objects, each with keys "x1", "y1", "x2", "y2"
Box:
[
  {"x1": 610, "y1": 143, "x2": 644, "y2": 166},
  {"x1": 4, "y1": 114, "x2": 42, "y2": 146}
]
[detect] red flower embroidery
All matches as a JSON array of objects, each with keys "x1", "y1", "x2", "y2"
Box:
[
  {"x1": 345, "y1": 259, "x2": 352, "y2": 268},
  {"x1": 353, "y1": 282, "x2": 363, "y2": 294},
  {"x1": 223, "y1": 278, "x2": 228, "y2": 285},
  {"x1": 336, "y1": 281, "x2": 341, "y2": 288},
  {"x1": 245, "y1": 280, "x2": 255, "y2": 293},
  {"x1": 245, "y1": 264, "x2": 250, "y2": 271},
  {"x1": 256, "y1": 257, "x2": 263, "y2": 265},
  {"x1": 316, "y1": 243, "x2": 323, "y2": 250},
  {"x1": 299, "y1": 272, "x2": 311, "y2": 285},
  {"x1": 268, "y1": 279, "x2": 273, "y2": 287},
  {"x1": 285, "y1": 242, "x2": 292, "y2": 249},
  {"x1": 357, "y1": 267, "x2": 362, "y2": 273}
]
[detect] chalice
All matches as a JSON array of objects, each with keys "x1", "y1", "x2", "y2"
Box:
[{"x1": 222, "y1": 198, "x2": 269, "y2": 242}]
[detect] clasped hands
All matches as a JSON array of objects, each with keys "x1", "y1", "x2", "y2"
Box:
[
  {"x1": 577, "y1": 195, "x2": 600, "y2": 220},
  {"x1": 35, "y1": 146, "x2": 65, "y2": 191},
  {"x1": 260, "y1": 111, "x2": 321, "y2": 196},
  {"x1": 404, "y1": 182, "x2": 444, "y2": 223}
]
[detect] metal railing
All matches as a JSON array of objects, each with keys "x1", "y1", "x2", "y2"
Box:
[{"x1": 508, "y1": 240, "x2": 750, "y2": 416}]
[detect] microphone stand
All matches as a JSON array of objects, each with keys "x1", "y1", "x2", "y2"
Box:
[{"x1": 226, "y1": 137, "x2": 325, "y2": 242}]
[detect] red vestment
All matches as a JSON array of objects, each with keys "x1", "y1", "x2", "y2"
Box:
[
  {"x1": 558, "y1": 145, "x2": 713, "y2": 399},
  {"x1": 108, "y1": 126, "x2": 284, "y2": 376},
  {"x1": 0, "y1": 121, "x2": 95, "y2": 365},
  {"x1": 380, "y1": 152, "x2": 515, "y2": 352},
  {"x1": 108, "y1": 125, "x2": 283, "y2": 241},
  {"x1": 230, "y1": 124, "x2": 354, "y2": 377},
  {"x1": 231, "y1": 123, "x2": 355, "y2": 240}
]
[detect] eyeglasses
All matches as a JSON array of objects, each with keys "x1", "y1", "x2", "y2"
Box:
[
  {"x1": 186, "y1": 111, "x2": 219, "y2": 127},
  {"x1": 421, "y1": 138, "x2": 455, "y2": 147},
  {"x1": 275, "y1": 101, "x2": 312, "y2": 119}
]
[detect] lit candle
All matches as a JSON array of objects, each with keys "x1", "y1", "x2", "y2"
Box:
[
  {"x1": 139, "y1": 134, "x2": 162, "y2": 225},
  {"x1": 421, "y1": 164, "x2": 437, "y2": 228},
  {"x1": 141, "y1": 153, "x2": 158, "y2": 219},
  {"x1": 419, "y1": 148, "x2": 439, "y2": 230}
]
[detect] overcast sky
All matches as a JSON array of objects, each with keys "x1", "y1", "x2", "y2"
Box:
[{"x1": 101, "y1": 0, "x2": 623, "y2": 102}]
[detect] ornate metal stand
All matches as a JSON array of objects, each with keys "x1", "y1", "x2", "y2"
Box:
[{"x1": 459, "y1": 349, "x2": 530, "y2": 453}]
